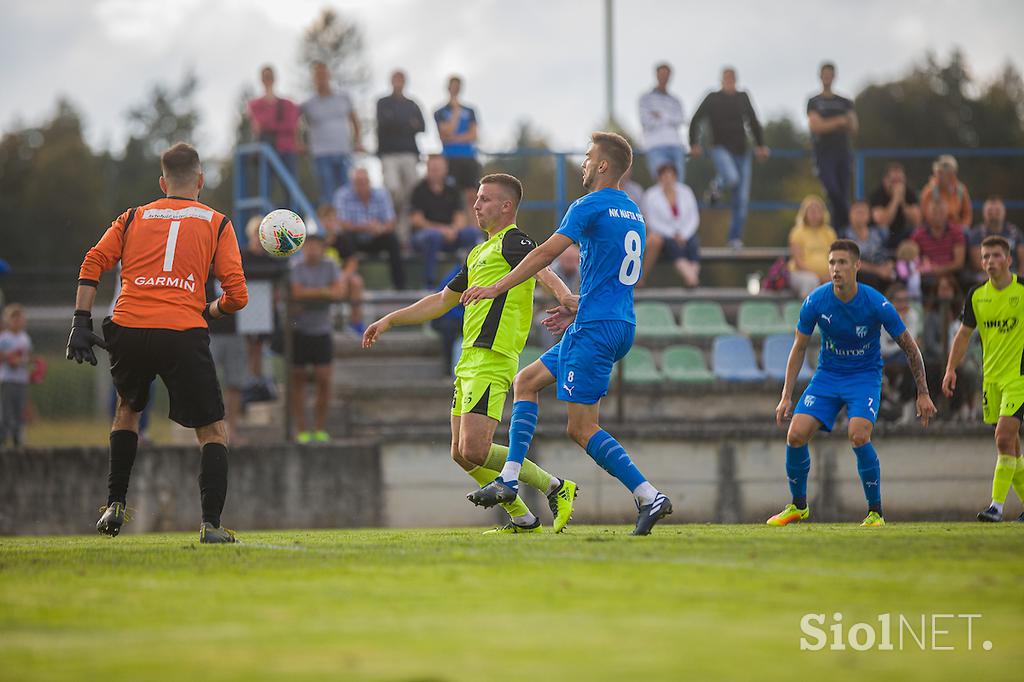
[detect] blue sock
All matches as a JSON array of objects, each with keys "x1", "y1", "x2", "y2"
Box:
[
  {"x1": 585, "y1": 430, "x2": 646, "y2": 492},
  {"x1": 853, "y1": 443, "x2": 882, "y2": 513},
  {"x1": 786, "y1": 444, "x2": 811, "y2": 509},
  {"x1": 498, "y1": 401, "x2": 539, "y2": 490}
]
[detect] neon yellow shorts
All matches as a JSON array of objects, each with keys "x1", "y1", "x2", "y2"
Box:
[
  {"x1": 982, "y1": 377, "x2": 1024, "y2": 424},
  {"x1": 451, "y1": 347, "x2": 518, "y2": 421}
]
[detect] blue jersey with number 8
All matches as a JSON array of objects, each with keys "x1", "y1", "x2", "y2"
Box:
[{"x1": 556, "y1": 188, "x2": 645, "y2": 325}]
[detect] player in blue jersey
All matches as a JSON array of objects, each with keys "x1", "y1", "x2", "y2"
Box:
[
  {"x1": 770, "y1": 238, "x2": 936, "y2": 527},
  {"x1": 461, "y1": 132, "x2": 673, "y2": 535}
]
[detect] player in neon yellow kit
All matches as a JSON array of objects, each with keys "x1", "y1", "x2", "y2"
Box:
[
  {"x1": 363, "y1": 173, "x2": 579, "y2": 533},
  {"x1": 944, "y1": 235, "x2": 1024, "y2": 522}
]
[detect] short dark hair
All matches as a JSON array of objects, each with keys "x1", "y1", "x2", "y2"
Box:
[
  {"x1": 829, "y1": 239, "x2": 861, "y2": 260},
  {"x1": 656, "y1": 163, "x2": 677, "y2": 178},
  {"x1": 655, "y1": 62, "x2": 671, "y2": 72},
  {"x1": 448, "y1": 75, "x2": 462, "y2": 86},
  {"x1": 590, "y1": 131, "x2": 633, "y2": 178},
  {"x1": 160, "y1": 143, "x2": 201, "y2": 186},
  {"x1": 820, "y1": 61, "x2": 836, "y2": 73},
  {"x1": 480, "y1": 173, "x2": 523, "y2": 207},
  {"x1": 985, "y1": 194, "x2": 1004, "y2": 203},
  {"x1": 981, "y1": 235, "x2": 1011, "y2": 254}
]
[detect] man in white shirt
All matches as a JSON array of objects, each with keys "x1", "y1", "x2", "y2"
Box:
[
  {"x1": 640, "y1": 164, "x2": 701, "y2": 287},
  {"x1": 638, "y1": 62, "x2": 687, "y2": 184}
]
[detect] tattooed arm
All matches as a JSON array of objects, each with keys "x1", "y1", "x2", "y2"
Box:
[{"x1": 895, "y1": 329, "x2": 937, "y2": 426}]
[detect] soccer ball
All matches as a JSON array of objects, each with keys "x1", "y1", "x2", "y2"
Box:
[{"x1": 258, "y1": 209, "x2": 306, "y2": 257}]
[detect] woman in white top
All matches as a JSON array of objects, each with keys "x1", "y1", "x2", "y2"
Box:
[{"x1": 640, "y1": 163, "x2": 701, "y2": 287}]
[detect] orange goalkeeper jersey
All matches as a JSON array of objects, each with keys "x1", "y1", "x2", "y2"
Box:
[{"x1": 79, "y1": 196, "x2": 248, "y2": 330}]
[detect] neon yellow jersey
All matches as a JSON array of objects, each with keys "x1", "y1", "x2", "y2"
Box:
[
  {"x1": 446, "y1": 224, "x2": 537, "y2": 360},
  {"x1": 962, "y1": 274, "x2": 1024, "y2": 385}
]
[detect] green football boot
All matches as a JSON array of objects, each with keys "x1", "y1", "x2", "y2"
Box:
[
  {"x1": 860, "y1": 511, "x2": 885, "y2": 527},
  {"x1": 547, "y1": 479, "x2": 579, "y2": 533},
  {"x1": 766, "y1": 503, "x2": 809, "y2": 526}
]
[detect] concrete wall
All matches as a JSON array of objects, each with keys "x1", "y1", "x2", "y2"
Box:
[
  {"x1": 2, "y1": 429, "x2": 1014, "y2": 534},
  {"x1": 0, "y1": 441, "x2": 382, "y2": 535},
  {"x1": 381, "y1": 429, "x2": 1012, "y2": 527}
]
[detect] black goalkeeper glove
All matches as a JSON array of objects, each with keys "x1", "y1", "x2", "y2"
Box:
[{"x1": 66, "y1": 311, "x2": 108, "y2": 366}]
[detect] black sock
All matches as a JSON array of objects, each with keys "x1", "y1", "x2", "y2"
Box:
[
  {"x1": 793, "y1": 497, "x2": 807, "y2": 510},
  {"x1": 107, "y1": 430, "x2": 139, "y2": 506},
  {"x1": 199, "y1": 443, "x2": 229, "y2": 527},
  {"x1": 869, "y1": 503, "x2": 882, "y2": 515}
]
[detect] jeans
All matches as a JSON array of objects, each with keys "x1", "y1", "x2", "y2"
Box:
[
  {"x1": 412, "y1": 227, "x2": 483, "y2": 287},
  {"x1": 1, "y1": 381, "x2": 28, "y2": 447},
  {"x1": 814, "y1": 148, "x2": 851, "y2": 229},
  {"x1": 314, "y1": 154, "x2": 351, "y2": 206},
  {"x1": 709, "y1": 146, "x2": 752, "y2": 243},
  {"x1": 645, "y1": 145, "x2": 686, "y2": 184}
]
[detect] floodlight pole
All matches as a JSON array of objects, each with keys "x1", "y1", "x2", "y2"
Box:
[{"x1": 604, "y1": 0, "x2": 615, "y2": 127}]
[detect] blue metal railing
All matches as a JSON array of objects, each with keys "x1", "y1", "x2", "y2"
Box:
[
  {"x1": 234, "y1": 142, "x2": 318, "y2": 235},
  {"x1": 234, "y1": 145, "x2": 1023, "y2": 229}
]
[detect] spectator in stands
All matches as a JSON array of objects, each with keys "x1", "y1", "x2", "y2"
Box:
[
  {"x1": 912, "y1": 196, "x2": 967, "y2": 292},
  {"x1": 246, "y1": 67, "x2": 299, "y2": 209},
  {"x1": 689, "y1": 67, "x2": 769, "y2": 249},
  {"x1": 434, "y1": 76, "x2": 481, "y2": 225},
  {"x1": 968, "y1": 196, "x2": 1023, "y2": 284},
  {"x1": 620, "y1": 166, "x2": 645, "y2": 207},
  {"x1": 807, "y1": 62, "x2": 857, "y2": 229},
  {"x1": 410, "y1": 155, "x2": 481, "y2": 287},
  {"x1": 289, "y1": 233, "x2": 345, "y2": 444},
  {"x1": 206, "y1": 277, "x2": 248, "y2": 445},
  {"x1": 316, "y1": 204, "x2": 366, "y2": 334},
  {"x1": 247, "y1": 65, "x2": 301, "y2": 177},
  {"x1": 869, "y1": 162, "x2": 921, "y2": 253},
  {"x1": 334, "y1": 167, "x2": 406, "y2": 291},
  {"x1": 241, "y1": 216, "x2": 288, "y2": 403},
  {"x1": 377, "y1": 69, "x2": 426, "y2": 246},
  {"x1": 302, "y1": 61, "x2": 363, "y2": 206},
  {"x1": 787, "y1": 195, "x2": 838, "y2": 298},
  {"x1": 432, "y1": 264, "x2": 465, "y2": 376},
  {"x1": 879, "y1": 282, "x2": 921, "y2": 423},
  {"x1": 0, "y1": 304, "x2": 31, "y2": 447},
  {"x1": 639, "y1": 62, "x2": 687, "y2": 182},
  {"x1": 922, "y1": 274, "x2": 978, "y2": 419},
  {"x1": 844, "y1": 200, "x2": 894, "y2": 291},
  {"x1": 921, "y1": 154, "x2": 972, "y2": 228},
  {"x1": 552, "y1": 244, "x2": 581, "y2": 295},
  {"x1": 894, "y1": 239, "x2": 923, "y2": 300},
  {"x1": 640, "y1": 163, "x2": 701, "y2": 288}
]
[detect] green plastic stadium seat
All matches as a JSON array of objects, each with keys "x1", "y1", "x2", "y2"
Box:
[
  {"x1": 519, "y1": 345, "x2": 545, "y2": 370},
  {"x1": 680, "y1": 301, "x2": 735, "y2": 337},
  {"x1": 782, "y1": 300, "x2": 816, "y2": 336},
  {"x1": 661, "y1": 344, "x2": 714, "y2": 383},
  {"x1": 635, "y1": 302, "x2": 684, "y2": 339},
  {"x1": 737, "y1": 301, "x2": 791, "y2": 337},
  {"x1": 623, "y1": 346, "x2": 662, "y2": 384}
]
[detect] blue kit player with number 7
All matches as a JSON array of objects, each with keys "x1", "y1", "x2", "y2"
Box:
[
  {"x1": 460, "y1": 131, "x2": 673, "y2": 535},
  {"x1": 769, "y1": 239, "x2": 936, "y2": 528}
]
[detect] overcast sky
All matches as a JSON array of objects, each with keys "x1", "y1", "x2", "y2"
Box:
[{"x1": 2, "y1": 0, "x2": 1023, "y2": 160}]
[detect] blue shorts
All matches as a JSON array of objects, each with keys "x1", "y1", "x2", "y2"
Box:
[
  {"x1": 794, "y1": 368, "x2": 882, "y2": 432},
  {"x1": 540, "y1": 320, "x2": 635, "y2": 404}
]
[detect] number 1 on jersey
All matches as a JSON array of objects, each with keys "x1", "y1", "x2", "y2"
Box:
[
  {"x1": 162, "y1": 220, "x2": 181, "y2": 271},
  {"x1": 618, "y1": 230, "x2": 642, "y2": 285}
]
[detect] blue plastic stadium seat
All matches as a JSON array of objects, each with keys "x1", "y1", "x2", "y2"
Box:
[
  {"x1": 711, "y1": 335, "x2": 765, "y2": 381},
  {"x1": 762, "y1": 333, "x2": 813, "y2": 382}
]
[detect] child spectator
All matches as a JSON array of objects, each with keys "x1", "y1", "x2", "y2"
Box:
[
  {"x1": 0, "y1": 304, "x2": 32, "y2": 447},
  {"x1": 787, "y1": 195, "x2": 837, "y2": 299},
  {"x1": 894, "y1": 240, "x2": 923, "y2": 300}
]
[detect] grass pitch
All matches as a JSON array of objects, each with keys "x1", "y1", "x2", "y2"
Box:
[{"x1": 1, "y1": 524, "x2": 1022, "y2": 681}]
